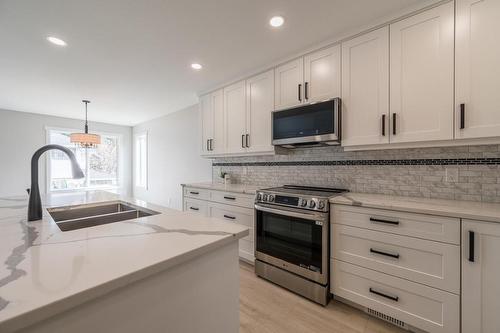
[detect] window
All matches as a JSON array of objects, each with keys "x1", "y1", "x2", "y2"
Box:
[
  {"x1": 47, "y1": 128, "x2": 120, "y2": 192},
  {"x1": 134, "y1": 132, "x2": 148, "y2": 188}
]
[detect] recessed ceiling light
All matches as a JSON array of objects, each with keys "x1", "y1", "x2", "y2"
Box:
[
  {"x1": 191, "y1": 63, "x2": 203, "y2": 70},
  {"x1": 269, "y1": 16, "x2": 284, "y2": 28},
  {"x1": 46, "y1": 36, "x2": 67, "y2": 46}
]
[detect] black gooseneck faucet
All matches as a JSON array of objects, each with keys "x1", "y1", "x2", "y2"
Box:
[{"x1": 28, "y1": 144, "x2": 85, "y2": 221}]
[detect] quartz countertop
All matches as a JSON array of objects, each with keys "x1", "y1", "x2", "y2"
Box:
[
  {"x1": 330, "y1": 192, "x2": 500, "y2": 223},
  {"x1": 182, "y1": 182, "x2": 261, "y2": 195},
  {"x1": 0, "y1": 191, "x2": 249, "y2": 332}
]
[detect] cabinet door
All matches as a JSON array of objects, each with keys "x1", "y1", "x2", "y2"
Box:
[
  {"x1": 341, "y1": 27, "x2": 389, "y2": 147},
  {"x1": 211, "y1": 89, "x2": 225, "y2": 154},
  {"x1": 304, "y1": 45, "x2": 341, "y2": 103},
  {"x1": 456, "y1": 0, "x2": 500, "y2": 139},
  {"x1": 462, "y1": 219, "x2": 500, "y2": 333},
  {"x1": 274, "y1": 58, "x2": 304, "y2": 110},
  {"x1": 224, "y1": 80, "x2": 246, "y2": 154},
  {"x1": 390, "y1": 2, "x2": 454, "y2": 143},
  {"x1": 246, "y1": 69, "x2": 274, "y2": 153},
  {"x1": 199, "y1": 94, "x2": 213, "y2": 154}
]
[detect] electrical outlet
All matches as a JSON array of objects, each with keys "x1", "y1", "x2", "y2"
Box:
[{"x1": 445, "y1": 168, "x2": 459, "y2": 183}]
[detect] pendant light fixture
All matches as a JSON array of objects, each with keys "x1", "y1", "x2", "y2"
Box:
[{"x1": 70, "y1": 100, "x2": 101, "y2": 148}]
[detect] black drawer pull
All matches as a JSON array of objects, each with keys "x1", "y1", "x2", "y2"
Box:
[
  {"x1": 189, "y1": 191, "x2": 199, "y2": 195},
  {"x1": 369, "y1": 217, "x2": 399, "y2": 225},
  {"x1": 223, "y1": 214, "x2": 236, "y2": 220},
  {"x1": 189, "y1": 207, "x2": 199, "y2": 211},
  {"x1": 223, "y1": 196, "x2": 236, "y2": 200},
  {"x1": 369, "y1": 288, "x2": 399, "y2": 302},
  {"x1": 469, "y1": 230, "x2": 475, "y2": 262},
  {"x1": 370, "y1": 248, "x2": 400, "y2": 259}
]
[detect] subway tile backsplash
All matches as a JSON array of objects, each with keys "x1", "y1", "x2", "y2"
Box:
[{"x1": 212, "y1": 145, "x2": 500, "y2": 203}]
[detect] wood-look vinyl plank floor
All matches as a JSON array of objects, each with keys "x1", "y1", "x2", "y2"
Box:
[{"x1": 239, "y1": 261, "x2": 406, "y2": 333}]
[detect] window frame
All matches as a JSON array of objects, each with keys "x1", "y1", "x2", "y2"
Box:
[
  {"x1": 134, "y1": 131, "x2": 149, "y2": 190},
  {"x1": 45, "y1": 126, "x2": 123, "y2": 194}
]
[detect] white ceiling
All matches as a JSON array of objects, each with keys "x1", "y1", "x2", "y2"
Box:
[{"x1": 0, "y1": 0, "x2": 435, "y2": 126}]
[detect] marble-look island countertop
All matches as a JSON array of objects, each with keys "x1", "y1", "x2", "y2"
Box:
[
  {"x1": 182, "y1": 182, "x2": 261, "y2": 194},
  {"x1": 0, "y1": 191, "x2": 249, "y2": 332},
  {"x1": 331, "y1": 192, "x2": 500, "y2": 223}
]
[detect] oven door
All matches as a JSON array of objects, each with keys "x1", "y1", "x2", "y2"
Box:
[{"x1": 254, "y1": 203, "x2": 329, "y2": 285}]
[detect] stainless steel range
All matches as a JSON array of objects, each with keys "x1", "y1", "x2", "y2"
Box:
[{"x1": 254, "y1": 185, "x2": 348, "y2": 305}]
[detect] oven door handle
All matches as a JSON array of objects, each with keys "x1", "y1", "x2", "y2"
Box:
[{"x1": 254, "y1": 204, "x2": 327, "y2": 222}]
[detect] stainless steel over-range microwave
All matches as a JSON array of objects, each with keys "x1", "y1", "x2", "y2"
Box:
[{"x1": 272, "y1": 98, "x2": 341, "y2": 148}]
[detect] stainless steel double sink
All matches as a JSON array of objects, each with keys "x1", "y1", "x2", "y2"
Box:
[{"x1": 47, "y1": 201, "x2": 160, "y2": 232}]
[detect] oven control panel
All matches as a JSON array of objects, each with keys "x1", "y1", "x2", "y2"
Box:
[{"x1": 256, "y1": 192, "x2": 328, "y2": 212}]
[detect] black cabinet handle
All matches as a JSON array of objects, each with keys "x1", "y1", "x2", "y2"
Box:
[
  {"x1": 382, "y1": 114, "x2": 386, "y2": 136},
  {"x1": 469, "y1": 230, "x2": 475, "y2": 262},
  {"x1": 298, "y1": 84, "x2": 302, "y2": 102},
  {"x1": 189, "y1": 191, "x2": 199, "y2": 195},
  {"x1": 223, "y1": 196, "x2": 236, "y2": 200},
  {"x1": 223, "y1": 214, "x2": 236, "y2": 220},
  {"x1": 206, "y1": 140, "x2": 209, "y2": 151},
  {"x1": 460, "y1": 103, "x2": 466, "y2": 129},
  {"x1": 246, "y1": 134, "x2": 250, "y2": 148},
  {"x1": 369, "y1": 217, "x2": 399, "y2": 225},
  {"x1": 209, "y1": 139, "x2": 213, "y2": 151},
  {"x1": 241, "y1": 134, "x2": 245, "y2": 148},
  {"x1": 305, "y1": 82, "x2": 309, "y2": 100},
  {"x1": 392, "y1": 113, "x2": 397, "y2": 135},
  {"x1": 369, "y1": 288, "x2": 399, "y2": 302},
  {"x1": 370, "y1": 248, "x2": 400, "y2": 259},
  {"x1": 189, "y1": 207, "x2": 199, "y2": 211}
]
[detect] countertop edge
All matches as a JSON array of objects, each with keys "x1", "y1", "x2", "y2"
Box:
[
  {"x1": 329, "y1": 193, "x2": 500, "y2": 224},
  {"x1": 181, "y1": 183, "x2": 259, "y2": 195},
  {"x1": 0, "y1": 230, "x2": 248, "y2": 333}
]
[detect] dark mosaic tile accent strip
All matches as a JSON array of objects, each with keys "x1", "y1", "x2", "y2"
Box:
[{"x1": 213, "y1": 158, "x2": 500, "y2": 167}]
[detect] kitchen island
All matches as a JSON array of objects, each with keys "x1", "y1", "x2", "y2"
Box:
[{"x1": 0, "y1": 191, "x2": 249, "y2": 333}]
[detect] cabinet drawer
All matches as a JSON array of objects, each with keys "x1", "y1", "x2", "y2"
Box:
[
  {"x1": 332, "y1": 260, "x2": 459, "y2": 333},
  {"x1": 332, "y1": 225, "x2": 460, "y2": 293},
  {"x1": 183, "y1": 187, "x2": 210, "y2": 200},
  {"x1": 184, "y1": 198, "x2": 208, "y2": 216},
  {"x1": 331, "y1": 205, "x2": 460, "y2": 244},
  {"x1": 209, "y1": 205, "x2": 254, "y2": 241},
  {"x1": 210, "y1": 190, "x2": 255, "y2": 209}
]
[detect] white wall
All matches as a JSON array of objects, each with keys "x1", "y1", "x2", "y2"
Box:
[
  {"x1": 0, "y1": 109, "x2": 132, "y2": 197},
  {"x1": 133, "y1": 104, "x2": 212, "y2": 210}
]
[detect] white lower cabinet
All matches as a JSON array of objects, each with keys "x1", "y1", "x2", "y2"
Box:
[
  {"x1": 332, "y1": 260, "x2": 459, "y2": 333},
  {"x1": 331, "y1": 204, "x2": 460, "y2": 333},
  {"x1": 462, "y1": 219, "x2": 500, "y2": 333},
  {"x1": 183, "y1": 198, "x2": 208, "y2": 216},
  {"x1": 183, "y1": 186, "x2": 255, "y2": 263}
]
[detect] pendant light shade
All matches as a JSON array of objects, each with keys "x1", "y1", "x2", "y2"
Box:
[{"x1": 70, "y1": 100, "x2": 101, "y2": 148}]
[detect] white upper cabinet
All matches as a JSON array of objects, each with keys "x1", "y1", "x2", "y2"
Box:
[
  {"x1": 224, "y1": 80, "x2": 247, "y2": 154},
  {"x1": 389, "y1": 2, "x2": 454, "y2": 144},
  {"x1": 245, "y1": 69, "x2": 275, "y2": 153},
  {"x1": 456, "y1": 0, "x2": 500, "y2": 139},
  {"x1": 274, "y1": 58, "x2": 304, "y2": 110},
  {"x1": 462, "y1": 219, "x2": 500, "y2": 333},
  {"x1": 200, "y1": 94, "x2": 213, "y2": 155},
  {"x1": 341, "y1": 27, "x2": 389, "y2": 147},
  {"x1": 211, "y1": 89, "x2": 225, "y2": 154},
  {"x1": 304, "y1": 45, "x2": 341, "y2": 103},
  {"x1": 200, "y1": 89, "x2": 224, "y2": 155}
]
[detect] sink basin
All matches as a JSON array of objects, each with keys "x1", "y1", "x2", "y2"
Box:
[{"x1": 47, "y1": 201, "x2": 160, "y2": 232}]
